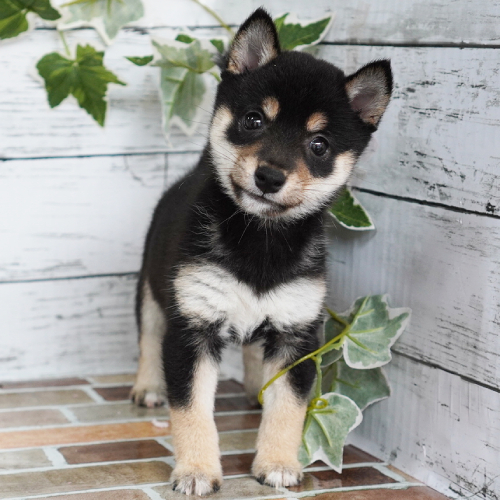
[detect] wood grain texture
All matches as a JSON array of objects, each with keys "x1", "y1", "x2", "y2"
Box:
[
  {"x1": 0, "y1": 155, "x2": 165, "y2": 282},
  {"x1": 2, "y1": 31, "x2": 499, "y2": 216},
  {"x1": 41, "y1": 0, "x2": 500, "y2": 46},
  {"x1": 0, "y1": 275, "x2": 138, "y2": 381},
  {"x1": 327, "y1": 190, "x2": 500, "y2": 391},
  {"x1": 350, "y1": 353, "x2": 500, "y2": 499}
]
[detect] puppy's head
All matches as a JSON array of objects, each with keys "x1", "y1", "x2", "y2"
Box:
[{"x1": 210, "y1": 8, "x2": 392, "y2": 221}]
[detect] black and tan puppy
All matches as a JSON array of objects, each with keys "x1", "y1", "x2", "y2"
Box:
[{"x1": 131, "y1": 8, "x2": 392, "y2": 496}]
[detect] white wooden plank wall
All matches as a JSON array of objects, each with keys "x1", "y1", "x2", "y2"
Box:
[{"x1": 0, "y1": 1, "x2": 499, "y2": 498}]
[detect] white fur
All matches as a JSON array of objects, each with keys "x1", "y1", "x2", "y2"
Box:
[{"x1": 174, "y1": 263, "x2": 326, "y2": 339}]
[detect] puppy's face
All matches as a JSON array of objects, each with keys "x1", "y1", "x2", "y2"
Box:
[{"x1": 209, "y1": 10, "x2": 392, "y2": 221}]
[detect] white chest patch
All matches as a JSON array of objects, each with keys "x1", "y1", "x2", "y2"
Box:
[{"x1": 174, "y1": 263, "x2": 326, "y2": 339}]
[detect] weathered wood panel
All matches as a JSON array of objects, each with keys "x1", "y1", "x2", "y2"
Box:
[
  {"x1": 0, "y1": 154, "x2": 166, "y2": 282},
  {"x1": 350, "y1": 353, "x2": 500, "y2": 499},
  {"x1": 326, "y1": 191, "x2": 500, "y2": 391},
  {"x1": 43, "y1": 0, "x2": 500, "y2": 46},
  {"x1": 2, "y1": 31, "x2": 499, "y2": 216},
  {"x1": 0, "y1": 275, "x2": 138, "y2": 381},
  {"x1": 0, "y1": 153, "x2": 197, "y2": 283}
]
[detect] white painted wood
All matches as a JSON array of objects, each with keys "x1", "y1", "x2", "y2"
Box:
[
  {"x1": 0, "y1": 275, "x2": 139, "y2": 381},
  {"x1": 41, "y1": 0, "x2": 500, "y2": 46},
  {"x1": 327, "y1": 190, "x2": 500, "y2": 391},
  {"x1": 0, "y1": 154, "x2": 165, "y2": 282},
  {"x1": 349, "y1": 353, "x2": 500, "y2": 499},
  {"x1": 2, "y1": 31, "x2": 499, "y2": 216},
  {"x1": 0, "y1": 153, "x2": 198, "y2": 283}
]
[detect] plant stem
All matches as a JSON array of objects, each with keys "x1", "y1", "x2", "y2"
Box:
[
  {"x1": 326, "y1": 307, "x2": 349, "y2": 326},
  {"x1": 258, "y1": 323, "x2": 349, "y2": 405},
  {"x1": 190, "y1": 0, "x2": 234, "y2": 36},
  {"x1": 314, "y1": 355, "x2": 323, "y2": 399},
  {"x1": 58, "y1": 30, "x2": 71, "y2": 58}
]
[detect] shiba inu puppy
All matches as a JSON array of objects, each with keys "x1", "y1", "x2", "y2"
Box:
[{"x1": 131, "y1": 8, "x2": 392, "y2": 496}]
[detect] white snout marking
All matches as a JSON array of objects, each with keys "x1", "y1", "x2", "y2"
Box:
[{"x1": 174, "y1": 263, "x2": 326, "y2": 338}]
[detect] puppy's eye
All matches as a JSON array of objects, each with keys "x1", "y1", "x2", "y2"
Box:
[
  {"x1": 244, "y1": 112, "x2": 263, "y2": 130},
  {"x1": 310, "y1": 137, "x2": 329, "y2": 156}
]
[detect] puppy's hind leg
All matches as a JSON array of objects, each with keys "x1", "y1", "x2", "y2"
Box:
[
  {"x1": 131, "y1": 280, "x2": 167, "y2": 408},
  {"x1": 243, "y1": 342, "x2": 263, "y2": 405}
]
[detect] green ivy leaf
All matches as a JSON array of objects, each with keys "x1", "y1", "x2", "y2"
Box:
[
  {"x1": 125, "y1": 55, "x2": 153, "y2": 66},
  {"x1": 329, "y1": 187, "x2": 375, "y2": 230},
  {"x1": 0, "y1": 0, "x2": 60, "y2": 40},
  {"x1": 152, "y1": 38, "x2": 218, "y2": 135},
  {"x1": 274, "y1": 13, "x2": 333, "y2": 51},
  {"x1": 322, "y1": 360, "x2": 391, "y2": 411},
  {"x1": 298, "y1": 393, "x2": 362, "y2": 471},
  {"x1": 58, "y1": 0, "x2": 144, "y2": 45},
  {"x1": 342, "y1": 295, "x2": 411, "y2": 369},
  {"x1": 176, "y1": 33, "x2": 195, "y2": 44},
  {"x1": 210, "y1": 38, "x2": 225, "y2": 54},
  {"x1": 320, "y1": 317, "x2": 344, "y2": 368},
  {"x1": 36, "y1": 44, "x2": 125, "y2": 126}
]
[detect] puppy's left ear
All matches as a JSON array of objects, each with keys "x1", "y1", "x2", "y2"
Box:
[
  {"x1": 226, "y1": 8, "x2": 280, "y2": 75},
  {"x1": 345, "y1": 60, "x2": 393, "y2": 128}
]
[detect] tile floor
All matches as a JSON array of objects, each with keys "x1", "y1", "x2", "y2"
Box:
[{"x1": 0, "y1": 374, "x2": 450, "y2": 500}]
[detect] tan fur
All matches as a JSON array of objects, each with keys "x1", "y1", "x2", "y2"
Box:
[
  {"x1": 131, "y1": 281, "x2": 167, "y2": 408},
  {"x1": 243, "y1": 343, "x2": 264, "y2": 405},
  {"x1": 170, "y1": 358, "x2": 222, "y2": 496},
  {"x1": 306, "y1": 112, "x2": 328, "y2": 132},
  {"x1": 262, "y1": 97, "x2": 280, "y2": 121},
  {"x1": 252, "y1": 361, "x2": 307, "y2": 487}
]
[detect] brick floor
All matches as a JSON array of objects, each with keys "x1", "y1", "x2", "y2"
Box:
[{"x1": 0, "y1": 374, "x2": 450, "y2": 500}]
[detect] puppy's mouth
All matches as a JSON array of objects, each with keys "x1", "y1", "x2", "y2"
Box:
[{"x1": 230, "y1": 179, "x2": 287, "y2": 213}]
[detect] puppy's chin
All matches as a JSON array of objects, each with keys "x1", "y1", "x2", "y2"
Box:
[{"x1": 231, "y1": 182, "x2": 289, "y2": 218}]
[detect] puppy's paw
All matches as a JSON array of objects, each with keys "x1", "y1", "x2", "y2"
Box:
[
  {"x1": 130, "y1": 385, "x2": 166, "y2": 408},
  {"x1": 171, "y1": 466, "x2": 222, "y2": 496},
  {"x1": 253, "y1": 460, "x2": 303, "y2": 488}
]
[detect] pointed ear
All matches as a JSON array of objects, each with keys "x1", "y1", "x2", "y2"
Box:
[
  {"x1": 345, "y1": 60, "x2": 393, "y2": 127},
  {"x1": 226, "y1": 8, "x2": 280, "y2": 75}
]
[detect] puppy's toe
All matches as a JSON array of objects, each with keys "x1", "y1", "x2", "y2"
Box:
[
  {"x1": 171, "y1": 467, "x2": 222, "y2": 496},
  {"x1": 253, "y1": 460, "x2": 302, "y2": 488},
  {"x1": 130, "y1": 385, "x2": 166, "y2": 408}
]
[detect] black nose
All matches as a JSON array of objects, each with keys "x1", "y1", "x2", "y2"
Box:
[{"x1": 254, "y1": 166, "x2": 286, "y2": 194}]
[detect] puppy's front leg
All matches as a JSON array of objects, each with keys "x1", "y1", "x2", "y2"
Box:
[
  {"x1": 252, "y1": 333, "x2": 318, "y2": 488},
  {"x1": 166, "y1": 348, "x2": 222, "y2": 496}
]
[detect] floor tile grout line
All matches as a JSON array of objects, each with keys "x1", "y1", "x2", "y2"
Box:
[
  {"x1": 372, "y1": 463, "x2": 418, "y2": 483},
  {"x1": 0, "y1": 409, "x2": 262, "y2": 432},
  {"x1": 80, "y1": 385, "x2": 107, "y2": 403},
  {"x1": 42, "y1": 447, "x2": 68, "y2": 468},
  {"x1": 58, "y1": 407, "x2": 79, "y2": 424},
  {"x1": 289, "y1": 482, "x2": 425, "y2": 497},
  {"x1": 142, "y1": 487, "x2": 165, "y2": 500}
]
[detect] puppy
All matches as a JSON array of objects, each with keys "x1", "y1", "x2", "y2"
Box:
[{"x1": 131, "y1": 8, "x2": 392, "y2": 496}]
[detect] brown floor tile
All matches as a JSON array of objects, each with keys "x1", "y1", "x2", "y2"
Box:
[
  {"x1": 0, "y1": 409, "x2": 68, "y2": 429},
  {"x1": 221, "y1": 452, "x2": 254, "y2": 476},
  {"x1": 59, "y1": 439, "x2": 172, "y2": 464},
  {"x1": 288, "y1": 467, "x2": 396, "y2": 492},
  {"x1": 0, "y1": 449, "x2": 52, "y2": 470},
  {"x1": 0, "y1": 389, "x2": 93, "y2": 409},
  {"x1": 94, "y1": 385, "x2": 132, "y2": 401},
  {"x1": 387, "y1": 464, "x2": 423, "y2": 483},
  {"x1": 309, "y1": 445, "x2": 381, "y2": 468},
  {"x1": 91, "y1": 374, "x2": 137, "y2": 384},
  {"x1": 0, "y1": 461, "x2": 172, "y2": 498},
  {"x1": 219, "y1": 430, "x2": 257, "y2": 452},
  {"x1": 215, "y1": 413, "x2": 261, "y2": 432},
  {"x1": 215, "y1": 396, "x2": 260, "y2": 412},
  {"x1": 0, "y1": 377, "x2": 89, "y2": 390},
  {"x1": 0, "y1": 421, "x2": 170, "y2": 450},
  {"x1": 154, "y1": 476, "x2": 278, "y2": 499},
  {"x1": 217, "y1": 380, "x2": 245, "y2": 394},
  {"x1": 38, "y1": 491, "x2": 150, "y2": 500},
  {"x1": 301, "y1": 486, "x2": 451, "y2": 499},
  {"x1": 72, "y1": 402, "x2": 168, "y2": 423}
]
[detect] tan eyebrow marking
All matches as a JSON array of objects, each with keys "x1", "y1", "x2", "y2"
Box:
[
  {"x1": 306, "y1": 112, "x2": 328, "y2": 132},
  {"x1": 261, "y1": 97, "x2": 280, "y2": 121}
]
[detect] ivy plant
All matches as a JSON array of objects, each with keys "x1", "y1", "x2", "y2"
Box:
[{"x1": 259, "y1": 295, "x2": 411, "y2": 471}]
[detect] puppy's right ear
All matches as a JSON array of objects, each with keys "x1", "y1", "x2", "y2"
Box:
[{"x1": 226, "y1": 8, "x2": 280, "y2": 75}]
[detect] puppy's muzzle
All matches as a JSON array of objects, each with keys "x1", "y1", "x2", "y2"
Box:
[{"x1": 254, "y1": 165, "x2": 286, "y2": 194}]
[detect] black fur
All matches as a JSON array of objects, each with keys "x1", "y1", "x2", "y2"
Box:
[{"x1": 136, "y1": 8, "x2": 392, "y2": 412}]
